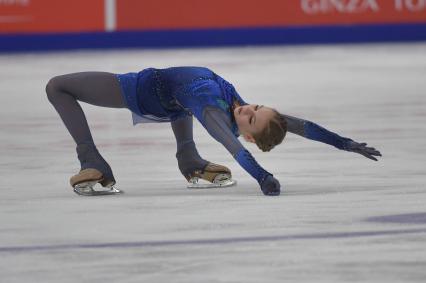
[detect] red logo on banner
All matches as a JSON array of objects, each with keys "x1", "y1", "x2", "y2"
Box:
[
  {"x1": 300, "y1": 0, "x2": 426, "y2": 14},
  {"x1": 301, "y1": 0, "x2": 380, "y2": 14},
  {"x1": 395, "y1": 0, "x2": 426, "y2": 11}
]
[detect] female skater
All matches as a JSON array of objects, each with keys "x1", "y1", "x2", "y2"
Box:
[{"x1": 46, "y1": 66, "x2": 381, "y2": 196}]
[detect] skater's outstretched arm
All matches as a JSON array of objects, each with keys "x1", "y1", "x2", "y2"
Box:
[
  {"x1": 203, "y1": 107, "x2": 280, "y2": 195},
  {"x1": 283, "y1": 115, "x2": 382, "y2": 161}
]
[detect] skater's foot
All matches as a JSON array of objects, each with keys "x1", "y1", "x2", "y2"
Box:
[
  {"x1": 70, "y1": 168, "x2": 123, "y2": 196},
  {"x1": 70, "y1": 168, "x2": 105, "y2": 187},
  {"x1": 186, "y1": 162, "x2": 230, "y2": 182},
  {"x1": 70, "y1": 143, "x2": 119, "y2": 195},
  {"x1": 186, "y1": 162, "x2": 237, "y2": 188},
  {"x1": 75, "y1": 143, "x2": 116, "y2": 186}
]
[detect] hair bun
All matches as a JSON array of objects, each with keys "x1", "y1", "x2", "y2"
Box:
[{"x1": 254, "y1": 109, "x2": 287, "y2": 152}]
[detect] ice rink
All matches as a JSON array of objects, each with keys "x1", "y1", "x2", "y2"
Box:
[{"x1": 0, "y1": 43, "x2": 425, "y2": 282}]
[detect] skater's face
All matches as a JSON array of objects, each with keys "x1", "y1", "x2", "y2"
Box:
[{"x1": 233, "y1": 104, "x2": 275, "y2": 143}]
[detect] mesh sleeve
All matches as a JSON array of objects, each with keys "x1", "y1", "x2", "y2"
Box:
[
  {"x1": 203, "y1": 107, "x2": 272, "y2": 184},
  {"x1": 282, "y1": 114, "x2": 306, "y2": 136},
  {"x1": 283, "y1": 114, "x2": 352, "y2": 150}
]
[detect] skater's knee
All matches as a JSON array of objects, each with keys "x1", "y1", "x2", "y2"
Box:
[{"x1": 46, "y1": 76, "x2": 65, "y2": 103}]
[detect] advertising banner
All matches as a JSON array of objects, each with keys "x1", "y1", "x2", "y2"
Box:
[
  {"x1": 116, "y1": 0, "x2": 426, "y2": 30},
  {"x1": 1, "y1": 0, "x2": 425, "y2": 51}
]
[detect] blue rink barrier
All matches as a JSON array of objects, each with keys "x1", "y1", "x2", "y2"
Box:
[{"x1": 1, "y1": 23, "x2": 426, "y2": 53}]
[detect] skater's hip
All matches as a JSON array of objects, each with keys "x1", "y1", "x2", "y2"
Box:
[{"x1": 116, "y1": 69, "x2": 189, "y2": 123}]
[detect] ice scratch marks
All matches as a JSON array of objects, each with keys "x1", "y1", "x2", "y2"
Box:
[
  {"x1": 366, "y1": 212, "x2": 426, "y2": 224},
  {"x1": 1, "y1": 228, "x2": 426, "y2": 253}
]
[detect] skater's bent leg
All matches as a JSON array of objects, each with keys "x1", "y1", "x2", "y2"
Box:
[
  {"x1": 46, "y1": 72, "x2": 124, "y2": 187},
  {"x1": 46, "y1": 72, "x2": 126, "y2": 145},
  {"x1": 171, "y1": 115, "x2": 233, "y2": 184},
  {"x1": 171, "y1": 115, "x2": 208, "y2": 179}
]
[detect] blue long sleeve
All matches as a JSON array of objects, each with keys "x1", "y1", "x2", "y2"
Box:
[
  {"x1": 202, "y1": 107, "x2": 272, "y2": 184},
  {"x1": 284, "y1": 115, "x2": 352, "y2": 150},
  {"x1": 234, "y1": 149, "x2": 272, "y2": 184},
  {"x1": 304, "y1": 121, "x2": 352, "y2": 150}
]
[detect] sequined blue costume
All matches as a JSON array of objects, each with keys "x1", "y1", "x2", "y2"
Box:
[
  {"x1": 117, "y1": 66, "x2": 354, "y2": 188},
  {"x1": 117, "y1": 67, "x2": 275, "y2": 185}
]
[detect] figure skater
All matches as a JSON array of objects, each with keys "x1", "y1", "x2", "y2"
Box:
[{"x1": 46, "y1": 67, "x2": 381, "y2": 196}]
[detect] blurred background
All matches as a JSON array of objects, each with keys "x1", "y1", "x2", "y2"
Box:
[
  {"x1": 1, "y1": 0, "x2": 425, "y2": 52},
  {"x1": 1, "y1": 2, "x2": 426, "y2": 282}
]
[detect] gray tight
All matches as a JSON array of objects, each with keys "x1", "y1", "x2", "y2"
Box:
[
  {"x1": 46, "y1": 72, "x2": 207, "y2": 178},
  {"x1": 46, "y1": 72, "x2": 126, "y2": 145},
  {"x1": 171, "y1": 116, "x2": 208, "y2": 178}
]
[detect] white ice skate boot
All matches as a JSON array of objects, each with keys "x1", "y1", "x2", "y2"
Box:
[{"x1": 186, "y1": 163, "x2": 237, "y2": 189}]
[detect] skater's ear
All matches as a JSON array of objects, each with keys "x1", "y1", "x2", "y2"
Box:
[{"x1": 243, "y1": 133, "x2": 256, "y2": 143}]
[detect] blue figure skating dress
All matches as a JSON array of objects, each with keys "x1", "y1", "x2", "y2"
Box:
[
  {"x1": 117, "y1": 66, "x2": 355, "y2": 188},
  {"x1": 117, "y1": 67, "x2": 273, "y2": 185}
]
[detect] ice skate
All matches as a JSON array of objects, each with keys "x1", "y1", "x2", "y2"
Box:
[
  {"x1": 70, "y1": 143, "x2": 123, "y2": 196},
  {"x1": 70, "y1": 168, "x2": 123, "y2": 196},
  {"x1": 186, "y1": 162, "x2": 237, "y2": 189}
]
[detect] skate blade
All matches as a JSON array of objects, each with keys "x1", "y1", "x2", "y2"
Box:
[
  {"x1": 73, "y1": 181, "x2": 123, "y2": 196},
  {"x1": 187, "y1": 177, "x2": 237, "y2": 189}
]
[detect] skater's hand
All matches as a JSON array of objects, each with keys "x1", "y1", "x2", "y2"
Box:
[
  {"x1": 261, "y1": 175, "x2": 281, "y2": 196},
  {"x1": 345, "y1": 141, "x2": 382, "y2": 161}
]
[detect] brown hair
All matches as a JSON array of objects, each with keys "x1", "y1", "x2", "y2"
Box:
[{"x1": 253, "y1": 110, "x2": 287, "y2": 152}]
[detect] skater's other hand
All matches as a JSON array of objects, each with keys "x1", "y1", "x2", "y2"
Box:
[
  {"x1": 261, "y1": 175, "x2": 281, "y2": 196},
  {"x1": 346, "y1": 141, "x2": 382, "y2": 161}
]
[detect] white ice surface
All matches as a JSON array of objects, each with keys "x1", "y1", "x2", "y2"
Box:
[{"x1": 0, "y1": 43, "x2": 425, "y2": 282}]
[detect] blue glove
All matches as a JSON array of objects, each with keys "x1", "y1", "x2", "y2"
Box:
[{"x1": 260, "y1": 175, "x2": 281, "y2": 196}]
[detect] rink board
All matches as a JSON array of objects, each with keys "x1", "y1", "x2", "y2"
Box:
[
  {"x1": 1, "y1": 0, "x2": 426, "y2": 51},
  {"x1": 1, "y1": 23, "x2": 426, "y2": 52}
]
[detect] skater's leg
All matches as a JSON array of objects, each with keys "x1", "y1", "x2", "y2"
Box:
[
  {"x1": 171, "y1": 115, "x2": 208, "y2": 179},
  {"x1": 171, "y1": 116, "x2": 232, "y2": 184},
  {"x1": 46, "y1": 72, "x2": 126, "y2": 189},
  {"x1": 46, "y1": 72, "x2": 126, "y2": 145}
]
